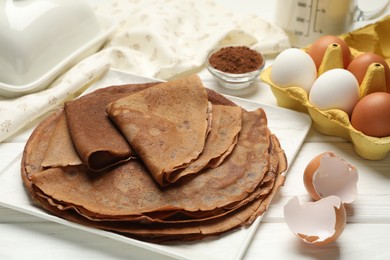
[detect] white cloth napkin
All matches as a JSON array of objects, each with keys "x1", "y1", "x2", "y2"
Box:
[{"x1": 0, "y1": 0, "x2": 290, "y2": 142}]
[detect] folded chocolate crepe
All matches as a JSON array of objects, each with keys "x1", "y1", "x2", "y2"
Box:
[
  {"x1": 60, "y1": 83, "x2": 157, "y2": 171},
  {"x1": 21, "y1": 75, "x2": 287, "y2": 243},
  {"x1": 168, "y1": 104, "x2": 242, "y2": 183},
  {"x1": 41, "y1": 112, "x2": 82, "y2": 168},
  {"x1": 107, "y1": 75, "x2": 211, "y2": 186}
]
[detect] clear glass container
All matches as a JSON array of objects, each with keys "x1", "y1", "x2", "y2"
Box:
[{"x1": 206, "y1": 47, "x2": 265, "y2": 90}]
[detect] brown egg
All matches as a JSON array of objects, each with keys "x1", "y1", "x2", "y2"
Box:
[
  {"x1": 308, "y1": 35, "x2": 352, "y2": 70},
  {"x1": 351, "y1": 92, "x2": 390, "y2": 137},
  {"x1": 347, "y1": 52, "x2": 390, "y2": 92}
]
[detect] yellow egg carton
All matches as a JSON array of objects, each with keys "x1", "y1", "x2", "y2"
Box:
[{"x1": 260, "y1": 15, "x2": 390, "y2": 160}]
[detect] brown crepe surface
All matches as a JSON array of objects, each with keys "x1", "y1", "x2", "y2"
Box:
[
  {"x1": 43, "y1": 104, "x2": 242, "y2": 222},
  {"x1": 63, "y1": 83, "x2": 157, "y2": 171},
  {"x1": 30, "y1": 108, "x2": 270, "y2": 217},
  {"x1": 22, "y1": 110, "x2": 285, "y2": 242},
  {"x1": 21, "y1": 79, "x2": 287, "y2": 243},
  {"x1": 168, "y1": 104, "x2": 242, "y2": 183},
  {"x1": 25, "y1": 136, "x2": 285, "y2": 242},
  {"x1": 107, "y1": 75, "x2": 210, "y2": 186},
  {"x1": 41, "y1": 113, "x2": 82, "y2": 167}
]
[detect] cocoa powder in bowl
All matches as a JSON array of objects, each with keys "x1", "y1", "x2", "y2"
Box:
[{"x1": 208, "y1": 46, "x2": 264, "y2": 74}]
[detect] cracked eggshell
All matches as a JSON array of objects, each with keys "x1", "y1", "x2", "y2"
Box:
[
  {"x1": 284, "y1": 196, "x2": 346, "y2": 245},
  {"x1": 303, "y1": 152, "x2": 358, "y2": 203}
]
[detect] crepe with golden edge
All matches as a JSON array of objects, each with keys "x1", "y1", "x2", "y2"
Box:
[{"x1": 107, "y1": 75, "x2": 210, "y2": 186}]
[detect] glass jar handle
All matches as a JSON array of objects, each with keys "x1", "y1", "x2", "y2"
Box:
[{"x1": 356, "y1": 0, "x2": 389, "y2": 21}]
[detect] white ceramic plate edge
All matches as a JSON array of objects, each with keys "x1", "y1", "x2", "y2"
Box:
[{"x1": 0, "y1": 71, "x2": 312, "y2": 260}]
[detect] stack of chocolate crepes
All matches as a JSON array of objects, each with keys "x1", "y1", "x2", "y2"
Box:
[{"x1": 21, "y1": 75, "x2": 287, "y2": 242}]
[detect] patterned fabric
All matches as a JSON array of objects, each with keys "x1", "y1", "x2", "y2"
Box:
[{"x1": 0, "y1": 0, "x2": 290, "y2": 142}]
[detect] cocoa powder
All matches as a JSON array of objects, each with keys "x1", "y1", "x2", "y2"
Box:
[{"x1": 208, "y1": 46, "x2": 263, "y2": 74}]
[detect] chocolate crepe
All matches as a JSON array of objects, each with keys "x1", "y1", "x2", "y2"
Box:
[
  {"x1": 21, "y1": 75, "x2": 287, "y2": 243},
  {"x1": 63, "y1": 83, "x2": 157, "y2": 171},
  {"x1": 30, "y1": 108, "x2": 270, "y2": 218},
  {"x1": 168, "y1": 104, "x2": 242, "y2": 183},
  {"x1": 107, "y1": 75, "x2": 210, "y2": 186},
  {"x1": 23, "y1": 139, "x2": 284, "y2": 243},
  {"x1": 22, "y1": 110, "x2": 285, "y2": 242},
  {"x1": 41, "y1": 113, "x2": 82, "y2": 168}
]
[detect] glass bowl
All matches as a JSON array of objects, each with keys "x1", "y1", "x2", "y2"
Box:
[{"x1": 206, "y1": 46, "x2": 265, "y2": 90}]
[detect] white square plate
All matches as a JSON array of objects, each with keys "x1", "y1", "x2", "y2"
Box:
[{"x1": 0, "y1": 71, "x2": 311, "y2": 260}]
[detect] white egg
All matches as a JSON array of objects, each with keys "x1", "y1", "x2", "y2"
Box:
[
  {"x1": 270, "y1": 48, "x2": 317, "y2": 93},
  {"x1": 309, "y1": 69, "x2": 359, "y2": 115}
]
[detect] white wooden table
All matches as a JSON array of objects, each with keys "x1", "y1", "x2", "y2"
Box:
[{"x1": 1, "y1": 1, "x2": 389, "y2": 259}]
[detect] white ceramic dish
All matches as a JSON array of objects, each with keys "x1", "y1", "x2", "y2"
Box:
[
  {"x1": 0, "y1": 0, "x2": 116, "y2": 98},
  {"x1": 0, "y1": 71, "x2": 311, "y2": 260}
]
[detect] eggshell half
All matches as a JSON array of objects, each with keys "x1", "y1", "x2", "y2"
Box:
[
  {"x1": 284, "y1": 196, "x2": 347, "y2": 245},
  {"x1": 304, "y1": 152, "x2": 358, "y2": 203}
]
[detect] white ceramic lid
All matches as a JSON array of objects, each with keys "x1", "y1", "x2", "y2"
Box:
[{"x1": 0, "y1": 0, "x2": 102, "y2": 92}]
